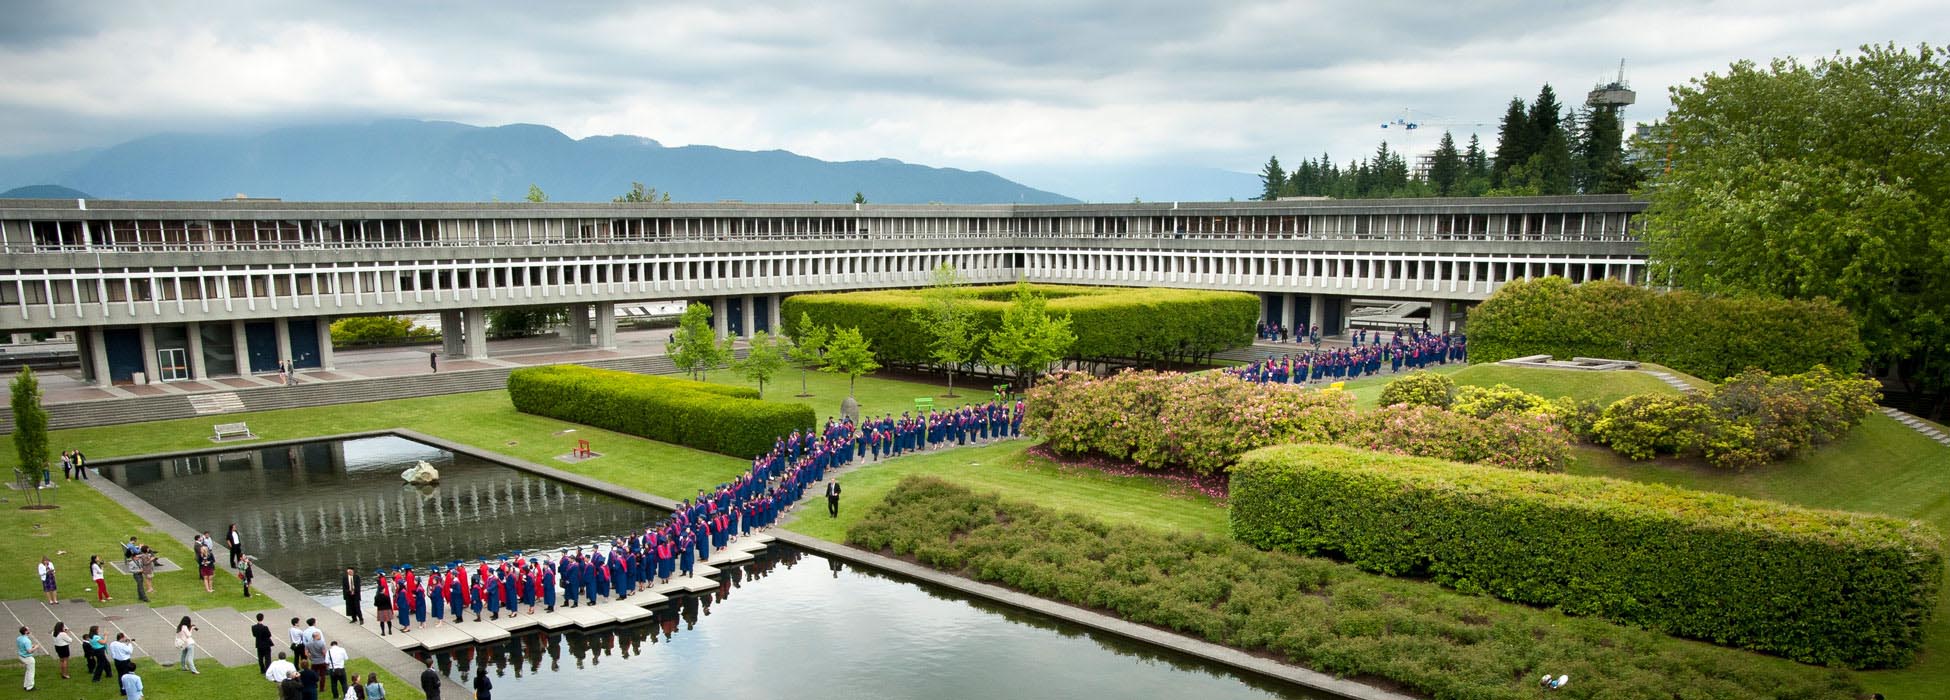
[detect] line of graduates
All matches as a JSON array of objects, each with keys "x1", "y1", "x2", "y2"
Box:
[
  {"x1": 369, "y1": 398, "x2": 1029, "y2": 635},
  {"x1": 1226, "y1": 330, "x2": 1467, "y2": 384}
]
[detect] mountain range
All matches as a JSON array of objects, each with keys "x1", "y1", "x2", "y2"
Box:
[{"x1": 0, "y1": 120, "x2": 1087, "y2": 204}]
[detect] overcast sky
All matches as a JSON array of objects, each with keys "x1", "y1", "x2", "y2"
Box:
[{"x1": 1, "y1": 0, "x2": 1942, "y2": 177}]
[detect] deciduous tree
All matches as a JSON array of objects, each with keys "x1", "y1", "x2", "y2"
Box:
[{"x1": 820, "y1": 326, "x2": 881, "y2": 398}]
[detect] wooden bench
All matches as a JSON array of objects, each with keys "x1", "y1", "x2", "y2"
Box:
[{"x1": 212, "y1": 422, "x2": 256, "y2": 441}]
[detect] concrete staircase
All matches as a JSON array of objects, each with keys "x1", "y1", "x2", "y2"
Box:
[
  {"x1": 1881, "y1": 406, "x2": 1950, "y2": 448},
  {"x1": 1, "y1": 352, "x2": 703, "y2": 432}
]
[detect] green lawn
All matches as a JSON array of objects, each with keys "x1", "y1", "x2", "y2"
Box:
[
  {"x1": 0, "y1": 657, "x2": 424, "y2": 700},
  {"x1": 1342, "y1": 362, "x2": 1679, "y2": 409},
  {"x1": 703, "y1": 367, "x2": 1004, "y2": 421},
  {"x1": 786, "y1": 440, "x2": 1228, "y2": 543},
  {"x1": 1, "y1": 480, "x2": 274, "y2": 612},
  {"x1": 1567, "y1": 413, "x2": 1950, "y2": 697}
]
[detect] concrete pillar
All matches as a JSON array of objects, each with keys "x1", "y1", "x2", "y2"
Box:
[
  {"x1": 316, "y1": 317, "x2": 336, "y2": 370},
  {"x1": 769, "y1": 294, "x2": 784, "y2": 333},
  {"x1": 712, "y1": 297, "x2": 729, "y2": 340},
  {"x1": 440, "y1": 310, "x2": 464, "y2": 357},
  {"x1": 138, "y1": 325, "x2": 159, "y2": 384},
  {"x1": 186, "y1": 321, "x2": 208, "y2": 380},
  {"x1": 1308, "y1": 295, "x2": 1327, "y2": 335},
  {"x1": 568, "y1": 303, "x2": 592, "y2": 346},
  {"x1": 740, "y1": 295, "x2": 757, "y2": 338},
  {"x1": 274, "y1": 318, "x2": 292, "y2": 369},
  {"x1": 232, "y1": 320, "x2": 251, "y2": 375},
  {"x1": 87, "y1": 327, "x2": 111, "y2": 387},
  {"x1": 594, "y1": 302, "x2": 616, "y2": 349},
  {"x1": 1430, "y1": 300, "x2": 1450, "y2": 334},
  {"x1": 1282, "y1": 293, "x2": 1299, "y2": 334},
  {"x1": 463, "y1": 308, "x2": 488, "y2": 358},
  {"x1": 1340, "y1": 297, "x2": 1355, "y2": 336}
]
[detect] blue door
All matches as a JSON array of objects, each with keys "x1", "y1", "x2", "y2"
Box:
[
  {"x1": 287, "y1": 318, "x2": 321, "y2": 369},
  {"x1": 103, "y1": 328, "x2": 143, "y2": 383},
  {"x1": 726, "y1": 297, "x2": 745, "y2": 336},
  {"x1": 753, "y1": 297, "x2": 770, "y2": 334},
  {"x1": 244, "y1": 321, "x2": 279, "y2": 373}
]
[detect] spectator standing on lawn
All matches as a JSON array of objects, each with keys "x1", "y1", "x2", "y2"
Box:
[
  {"x1": 91, "y1": 555, "x2": 110, "y2": 601},
  {"x1": 37, "y1": 556, "x2": 58, "y2": 604},
  {"x1": 18, "y1": 625, "x2": 43, "y2": 691}
]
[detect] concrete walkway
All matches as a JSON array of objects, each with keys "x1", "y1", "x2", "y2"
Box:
[{"x1": 1639, "y1": 368, "x2": 1699, "y2": 393}]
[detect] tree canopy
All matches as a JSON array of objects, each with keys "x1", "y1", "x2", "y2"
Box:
[
  {"x1": 734, "y1": 330, "x2": 789, "y2": 398},
  {"x1": 1641, "y1": 43, "x2": 1950, "y2": 404},
  {"x1": 820, "y1": 326, "x2": 881, "y2": 397}
]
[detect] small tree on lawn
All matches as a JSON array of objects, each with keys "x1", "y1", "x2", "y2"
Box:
[
  {"x1": 668, "y1": 302, "x2": 719, "y2": 380},
  {"x1": 820, "y1": 326, "x2": 880, "y2": 399},
  {"x1": 787, "y1": 311, "x2": 828, "y2": 397},
  {"x1": 981, "y1": 281, "x2": 1076, "y2": 390},
  {"x1": 11, "y1": 367, "x2": 49, "y2": 507},
  {"x1": 735, "y1": 331, "x2": 789, "y2": 398},
  {"x1": 914, "y1": 263, "x2": 983, "y2": 397}
]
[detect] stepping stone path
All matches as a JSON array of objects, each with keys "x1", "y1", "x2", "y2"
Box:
[
  {"x1": 1639, "y1": 369, "x2": 1698, "y2": 393},
  {"x1": 1881, "y1": 407, "x2": 1950, "y2": 448}
]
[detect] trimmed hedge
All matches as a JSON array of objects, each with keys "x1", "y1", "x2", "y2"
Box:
[
  {"x1": 1467, "y1": 277, "x2": 1867, "y2": 380},
  {"x1": 781, "y1": 284, "x2": 1256, "y2": 366},
  {"x1": 848, "y1": 476, "x2": 1864, "y2": 700},
  {"x1": 1230, "y1": 443, "x2": 1943, "y2": 668},
  {"x1": 507, "y1": 365, "x2": 814, "y2": 458}
]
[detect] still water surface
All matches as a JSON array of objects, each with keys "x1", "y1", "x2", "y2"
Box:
[{"x1": 108, "y1": 435, "x2": 1325, "y2": 699}]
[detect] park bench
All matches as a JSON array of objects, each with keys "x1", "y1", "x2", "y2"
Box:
[{"x1": 212, "y1": 422, "x2": 256, "y2": 441}]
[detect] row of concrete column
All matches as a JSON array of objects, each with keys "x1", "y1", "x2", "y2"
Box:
[
  {"x1": 82, "y1": 317, "x2": 336, "y2": 386},
  {"x1": 709, "y1": 294, "x2": 785, "y2": 341},
  {"x1": 1256, "y1": 294, "x2": 1463, "y2": 335}
]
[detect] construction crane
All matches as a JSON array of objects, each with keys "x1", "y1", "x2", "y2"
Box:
[{"x1": 1379, "y1": 108, "x2": 1488, "y2": 132}]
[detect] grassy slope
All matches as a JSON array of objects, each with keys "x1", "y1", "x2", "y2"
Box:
[
  {"x1": 0, "y1": 658, "x2": 424, "y2": 700},
  {"x1": 1, "y1": 481, "x2": 274, "y2": 612}
]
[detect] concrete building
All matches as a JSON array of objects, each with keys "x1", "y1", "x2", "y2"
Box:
[{"x1": 0, "y1": 195, "x2": 1646, "y2": 386}]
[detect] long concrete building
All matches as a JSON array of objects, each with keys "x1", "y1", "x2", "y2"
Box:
[{"x1": 0, "y1": 195, "x2": 1647, "y2": 386}]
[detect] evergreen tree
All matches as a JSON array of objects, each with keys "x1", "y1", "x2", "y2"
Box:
[
  {"x1": 525, "y1": 184, "x2": 547, "y2": 203},
  {"x1": 1491, "y1": 97, "x2": 1529, "y2": 186},
  {"x1": 1427, "y1": 131, "x2": 1462, "y2": 196},
  {"x1": 1257, "y1": 156, "x2": 1287, "y2": 201},
  {"x1": 1463, "y1": 134, "x2": 1491, "y2": 195},
  {"x1": 1577, "y1": 104, "x2": 1630, "y2": 193},
  {"x1": 1526, "y1": 127, "x2": 1577, "y2": 195}
]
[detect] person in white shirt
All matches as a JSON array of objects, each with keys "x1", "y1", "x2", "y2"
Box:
[
  {"x1": 37, "y1": 557, "x2": 57, "y2": 604},
  {"x1": 288, "y1": 618, "x2": 306, "y2": 662},
  {"x1": 326, "y1": 641, "x2": 351, "y2": 698},
  {"x1": 263, "y1": 651, "x2": 297, "y2": 683}
]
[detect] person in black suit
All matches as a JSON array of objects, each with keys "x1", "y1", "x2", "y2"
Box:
[
  {"x1": 340, "y1": 569, "x2": 363, "y2": 624},
  {"x1": 825, "y1": 480, "x2": 842, "y2": 518},
  {"x1": 251, "y1": 613, "x2": 275, "y2": 673},
  {"x1": 472, "y1": 670, "x2": 492, "y2": 700},
  {"x1": 420, "y1": 658, "x2": 443, "y2": 700}
]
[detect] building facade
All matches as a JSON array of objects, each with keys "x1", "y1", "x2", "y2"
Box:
[{"x1": 0, "y1": 195, "x2": 1646, "y2": 386}]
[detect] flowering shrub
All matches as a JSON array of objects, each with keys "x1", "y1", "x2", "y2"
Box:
[
  {"x1": 1377, "y1": 370, "x2": 1456, "y2": 408},
  {"x1": 1345, "y1": 403, "x2": 1570, "y2": 472},
  {"x1": 1592, "y1": 365, "x2": 1880, "y2": 470},
  {"x1": 1450, "y1": 383, "x2": 1554, "y2": 419},
  {"x1": 1026, "y1": 370, "x2": 1356, "y2": 475}
]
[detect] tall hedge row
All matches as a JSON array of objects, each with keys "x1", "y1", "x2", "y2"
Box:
[
  {"x1": 1230, "y1": 443, "x2": 1943, "y2": 668},
  {"x1": 1467, "y1": 277, "x2": 1867, "y2": 380},
  {"x1": 507, "y1": 365, "x2": 815, "y2": 458},
  {"x1": 780, "y1": 284, "x2": 1257, "y2": 365}
]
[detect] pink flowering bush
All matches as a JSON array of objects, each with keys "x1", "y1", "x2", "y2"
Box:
[{"x1": 1026, "y1": 370, "x2": 1357, "y2": 474}]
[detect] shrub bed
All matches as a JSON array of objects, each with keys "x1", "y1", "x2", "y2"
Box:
[
  {"x1": 1025, "y1": 370, "x2": 1568, "y2": 473},
  {"x1": 1467, "y1": 276, "x2": 1867, "y2": 380},
  {"x1": 507, "y1": 365, "x2": 814, "y2": 458},
  {"x1": 849, "y1": 476, "x2": 1864, "y2": 699},
  {"x1": 1591, "y1": 365, "x2": 1881, "y2": 469},
  {"x1": 1230, "y1": 444, "x2": 1943, "y2": 668},
  {"x1": 781, "y1": 284, "x2": 1257, "y2": 366}
]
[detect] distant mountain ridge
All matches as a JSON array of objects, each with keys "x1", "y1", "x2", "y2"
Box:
[
  {"x1": 0, "y1": 184, "x2": 92, "y2": 199},
  {"x1": 0, "y1": 120, "x2": 1077, "y2": 204}
]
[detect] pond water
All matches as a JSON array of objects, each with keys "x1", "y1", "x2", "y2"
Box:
[{"x1": 108, "y1": 435, "x2": 1328, "y2": 699}]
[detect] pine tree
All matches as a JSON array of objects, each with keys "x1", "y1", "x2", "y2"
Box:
[
  {"x1": 1428, "y1": 131, "x2": 1463, "y2": 195},
  {"x1": 1491, "y1": 97, "x2": 1529, "y2": 187},
  {"x1": 1526, "y1": 84, "x2": 1565, "y2": 155},
  {"x1": 1577, "y1": 104, "x2": 1629, "y2": 193},
  {"x1": 1257, "y1": 156, "x2": 1287, "y2": 201}
]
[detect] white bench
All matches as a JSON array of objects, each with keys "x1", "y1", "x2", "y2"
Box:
[{"x1": 212, "y1": 422, "x2": 256, "y2": 441}]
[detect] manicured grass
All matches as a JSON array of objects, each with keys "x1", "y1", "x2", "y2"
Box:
[
  {"x1": 786, "y1": 440, "x2": 1228, "y2": 544},
  {"x1": 1445, "y1": 363, "x2": 1678, "y2": 404},
  {"x1": 0, "y1": 657, "x2": 425, "y2": 700},
  {"x1": 1567, "y1": 413, "x2": 1950, "y2": 697},
  {"x1": 709, "y1": 367, "x2": 1005, "y2": 420},
  {"x1": 0, "y1": 480, "x2": 274, "y2": 613}
]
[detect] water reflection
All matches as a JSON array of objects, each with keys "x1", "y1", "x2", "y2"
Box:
[
  {"x1": 424, "y1": 545, "x2": 1324, "y2": 700},
  {"x1": 104, "y1": 435, "x2": 661, "y2": 602}
]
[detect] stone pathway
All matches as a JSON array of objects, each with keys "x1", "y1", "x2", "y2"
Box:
[
  {"x1": 1639, "y1": 369, "x2": 1698, "y2": 393},
  {"x1": 1880, "y1": 407, "x2": 1950, "y2": 448}
]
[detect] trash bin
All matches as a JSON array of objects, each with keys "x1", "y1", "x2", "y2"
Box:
[{"x1": 132, "y1": 371, "x2": 147, "y2": 385}]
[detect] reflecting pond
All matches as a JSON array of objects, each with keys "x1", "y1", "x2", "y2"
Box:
[{"x1": 108, "y1": 435, "x2": 1328, "y2": 699}]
